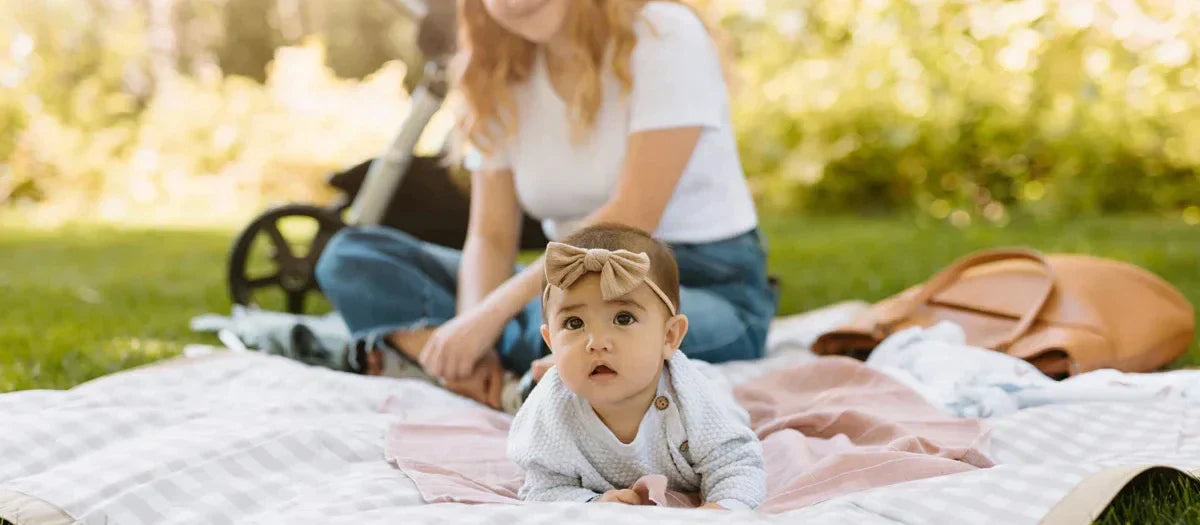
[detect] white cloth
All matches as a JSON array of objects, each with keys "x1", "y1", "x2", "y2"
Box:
[
  {"x1": 506, "y1": 351, "x2": 766, "y2": 510},
  {"x1": 470, "y1": 1, "x2": 758, "y2": 243},
  {"x1": 189, "y1": 305, "x2": 350, "y2": 353},
  {"x1": 865, "y1": 321, "x2": 1200, "y2": 418}
]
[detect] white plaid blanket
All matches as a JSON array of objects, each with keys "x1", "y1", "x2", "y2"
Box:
[{"x1": 3, "y1": 305, "x2": 1198, "y2": 524}]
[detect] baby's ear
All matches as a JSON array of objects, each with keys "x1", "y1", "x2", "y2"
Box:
[
  {"x1": 662, "y1": 314, "x2": 689, "y2": 359},
  {"x1": 540, "y1": 324, "x2": 552, "y2": 350}
]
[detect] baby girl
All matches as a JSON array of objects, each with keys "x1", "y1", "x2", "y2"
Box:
[{"x1": 507, "y1": 223, "x2": 765, "y2": 510}]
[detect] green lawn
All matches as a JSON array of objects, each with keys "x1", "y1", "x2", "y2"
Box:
[
  {"x1": 760, "y1": 215, "x2": 1200, "y2": 370},
  {"x1": 1, "y1": 225, "x2": 233, "y2": 391},
  {"x1": 2, "y1": 215, "x2": 1197, "y2": 522},
  {"x1": 3, "y1": 215, "x2": 1198, "y2": 390}
]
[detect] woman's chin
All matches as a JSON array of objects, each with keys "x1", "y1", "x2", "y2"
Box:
[{"x1": 516, "y1": 29, "x2": 557, "y2": 45}]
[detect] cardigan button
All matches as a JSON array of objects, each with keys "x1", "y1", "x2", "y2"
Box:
[
  {"x1": 679, "y1": 440, "x2": 689, "y2": 453},
  {"x1": 654, "y1": 396, "x2": 670, "y2": 410}
]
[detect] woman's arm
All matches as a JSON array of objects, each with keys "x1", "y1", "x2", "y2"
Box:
[
  {"x1": 422, "y1": 128, "x2": 700, "y2": 381},
  {"x1": 463, "y1": 125, "x2": 700, "y2": 328},
  {"x1": 478, "y1": 126, "x2": 704, "y2": 312},
  {"x1": 457, "y1": 167, "x2": 523, "y2": 313},
  {"x1": 589, "y1": 126, "x2": 702, "y2": 230},
  {"x1": 469, "y1": 126, "x2": 703, "y2": 327},
  {"x1": 418, "y1": 167, "x2": 524, "y2": 380},
  {"x1": 420, "y1": 127, "x2": 703, "y2": 380}
]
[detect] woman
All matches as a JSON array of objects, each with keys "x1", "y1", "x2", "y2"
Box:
[{"x1": 315, "y1": 0, "x2": 776, "y2": 408}]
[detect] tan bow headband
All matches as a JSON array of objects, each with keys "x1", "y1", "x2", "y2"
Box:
[{"x1": 542, "y1": 242, "x2": 677, "y2": 316}]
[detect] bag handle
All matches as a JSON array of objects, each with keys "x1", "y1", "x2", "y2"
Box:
[{"x1": 874, "y1": 248, "x2": 1056, "y2": 351}]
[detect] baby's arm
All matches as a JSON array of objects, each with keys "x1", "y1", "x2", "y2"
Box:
[
  {"x1": 674, "y1": 359, "x2": 766, "y2": 510},
  {"x1": 509, "y1": 368, "x2": 613, "y2": 503},
  {"x1": 693, "y1": 427, "x2": 767, "y2": 510},
  {"x1": 521, "y1": 461, "x2": 649, "y2": 504},
  {"x1": 519, "y1": 463, "x2": 601, "y2": 503}
]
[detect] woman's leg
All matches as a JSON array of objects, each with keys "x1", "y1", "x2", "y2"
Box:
[
  {"x1": 671, "y1": 229, "x2": 778, "y2": 363},
  {"x1": 676, "y1": 286, "x2": 770, "y2": 362},
  {"x1": 316, "y1": 225, "x2": 460, "y2": 346},
  {"x1": 496, "y1": 296, "x2": 549, "y2": 374},
  {"x1": 314, "y1": 225, "x2": 548, "y2": 374}
]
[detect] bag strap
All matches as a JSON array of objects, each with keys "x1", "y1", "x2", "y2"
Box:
[{"x1": 874, "y1": 248, "x2": 1056, "y2": 351}]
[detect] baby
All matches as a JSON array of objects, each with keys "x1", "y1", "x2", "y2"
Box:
[{"x1": 507, "y1": 223, "x2": 766, "y2": 510}]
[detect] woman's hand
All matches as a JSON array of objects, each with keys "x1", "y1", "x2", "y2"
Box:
[
  {"x1": 595, "y1": 488, "x2": 646, "y2": 505},
  {"x1": 529, "y1": 354, "x2": 556, "y2": 382},
  {"x1": 418, "y1": 305, "x2": 507, "y2": 380},
  {"x1": 699, "y1": 502, "x2": 727, "y2": 510}
]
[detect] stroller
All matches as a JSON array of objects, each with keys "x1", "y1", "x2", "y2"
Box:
[{"x1": 226, "y1": 0, "x2": 548, "y2": 314}]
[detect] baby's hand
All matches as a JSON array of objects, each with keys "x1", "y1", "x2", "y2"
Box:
[
  {"x1": 699, "y1": 502, "x2": 727, "y2": 510},
  {"x1": 595, "y1": 488, "x2": 645, "y2": 505}
]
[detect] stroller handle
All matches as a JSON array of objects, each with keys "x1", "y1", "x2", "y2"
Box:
[{"x1": 385, "y1": 0, "x2": 457, "y2": 60}]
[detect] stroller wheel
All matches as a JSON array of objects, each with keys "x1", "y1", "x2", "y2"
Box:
[{"x1": 228, "y1": 204, "x2": 345, "y2": 314}]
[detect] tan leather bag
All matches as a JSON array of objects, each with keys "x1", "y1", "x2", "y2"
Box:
[{"x1": 812, "y1": 248, "x2": 1196, "y2": 377}]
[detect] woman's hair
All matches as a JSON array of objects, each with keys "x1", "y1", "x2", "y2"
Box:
[
  {"x1": 550, "y1": 223, "x2": 680, "y2": 311},
  {"x1": 452, "y1": 0, "x2": 725, "y2": 154}
]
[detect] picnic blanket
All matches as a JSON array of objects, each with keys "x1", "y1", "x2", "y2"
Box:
[
  {"x1": 3, "y1": 302, "x2": 1199, "y2": 524},
  {"x1": 382, "y1": 406, "x2": 702, "y2": 507},
  {"x1": 385, "y1": 357, "x2": 991, "y2": 512}
]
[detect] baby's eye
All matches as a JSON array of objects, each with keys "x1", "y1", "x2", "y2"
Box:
[
  {"x1": 563, "y1": 317, "x2": 584, "y2": 330},
  {"x1": 614, "y1": 312, "x2": 637, "y2": 326}
]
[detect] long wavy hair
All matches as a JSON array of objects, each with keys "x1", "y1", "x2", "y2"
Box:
[{"x1": 452, "y1": 0, "x2": 725, "y2": 154}]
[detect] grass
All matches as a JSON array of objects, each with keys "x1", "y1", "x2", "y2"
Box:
[
  {"x1": 1095, "y1": 469, "x2": 1200, "y2": 525},
  {"x1": 4, "y1": 214, "x2": 1199, "y2": 387},
  {"x1": 761, "y1": 214, "x2": 1200, "y2": 367},
  {"x1": 0, "y1": 225, "x2": 233, "y2": 391},
  {"x1": 2, "y1": 214, "x2": 1198, "y2": 521}
]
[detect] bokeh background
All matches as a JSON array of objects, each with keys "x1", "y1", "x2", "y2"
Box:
[
  {"x1": 4, "y1": 0, "x2": 1199, "y2": 225},
  {"x1": 2, "y1": 0, "x2": 1199, "y2": 393}
]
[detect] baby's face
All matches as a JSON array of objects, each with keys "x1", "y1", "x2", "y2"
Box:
[{"x1": 541, "y1": 274, "x2": 683, "y2": 407}]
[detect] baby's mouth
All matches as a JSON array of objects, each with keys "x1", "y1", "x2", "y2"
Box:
[{"x1": 589, "y1": 364, "x2": 617, "y2": 377}]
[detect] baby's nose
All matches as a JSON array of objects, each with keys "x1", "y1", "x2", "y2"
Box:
[{"x1": 586, "y1": 331, "x2": 613, "y2": 353}]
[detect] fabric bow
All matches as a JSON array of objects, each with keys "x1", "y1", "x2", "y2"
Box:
[{"x1": 543, "y1": 242, "x2": 676, "y2": 315}]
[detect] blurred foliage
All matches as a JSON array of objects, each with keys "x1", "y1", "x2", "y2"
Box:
[
  {"x1": 2, "y1": 0, "x2": 1200, "y2": 226},
  {"x1": 714, "y1": 0, "x2": 1200, "y2": 224},
  {"x1": 0, "y1": 0, "x2": 432, "y2": 225}
]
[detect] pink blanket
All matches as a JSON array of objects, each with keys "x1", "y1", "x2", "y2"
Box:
[{"x1": 383, "y1": 356, "x2": 992, "y2": 512}]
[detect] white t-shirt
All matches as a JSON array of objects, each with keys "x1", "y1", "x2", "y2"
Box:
[{"x1": 471, "y1": 1, "x2": 758, "y2": 244}]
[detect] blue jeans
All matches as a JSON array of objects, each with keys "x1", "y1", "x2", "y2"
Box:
[{"x1": 314, "y1": 226, "x2": 777, "y2": 374}]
